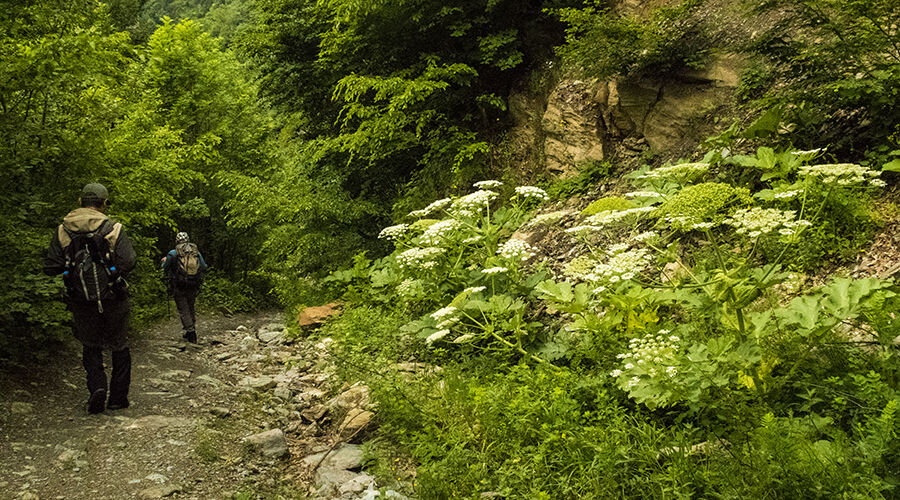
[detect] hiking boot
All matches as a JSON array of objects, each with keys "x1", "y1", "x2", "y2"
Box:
[
  {"x1": 106, "y1": 399, "x2": 129, "y2": 410},
  {"x1": 88, "y1": 388, "x2": 106, "y2": 414},
  {"x1": 184, "y1": 330, "x2": 197, "y2": 344}
]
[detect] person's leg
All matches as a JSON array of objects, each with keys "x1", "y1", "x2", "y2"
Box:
[
  {"x1": 107, "y1": 348, "x2": 131, "y2": 409},
  {"x1": 185, "y1": 286, "x2": 199, "y2": 342},
  {"x1": 173, "y1": 287, "x2": 193, "y2": 336},
  {"x1": 82, "y1": 344, "x2": 107, "y2": 414}
]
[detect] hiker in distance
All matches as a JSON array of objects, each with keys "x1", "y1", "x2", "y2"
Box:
[
  {"x1": 44, "y1": 183, "x2": 136, "y2": 414},
  {"x1": 161, "y1": 231, "x2": 207, "y2": 343}
]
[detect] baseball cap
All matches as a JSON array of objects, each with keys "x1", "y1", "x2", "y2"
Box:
[{"x1": 82, "y1": 183, "x2": 109, "y2": 201}]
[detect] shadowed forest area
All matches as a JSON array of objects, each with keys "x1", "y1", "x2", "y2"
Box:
[{"x1": 3, "y1": 0, "x2": 900, "y2": 498}]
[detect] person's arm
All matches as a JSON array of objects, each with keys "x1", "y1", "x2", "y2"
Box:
[
  {"x1": 161, "y1": 250, "x2": 175, "y2": 275},
  {"x1": 198, "y1": 253, "x2": 208, "y2": 274},
  {"x1": 43, "y1": 228, "x2": 66, "y2": 276}
]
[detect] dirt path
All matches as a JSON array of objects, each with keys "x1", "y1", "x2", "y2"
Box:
[{"x1": 0, "y1": 310, "x2": 350, "y2": 499}]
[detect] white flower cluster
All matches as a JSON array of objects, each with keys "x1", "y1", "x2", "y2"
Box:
[
  {"x1": 418, "y1": 219, "x2": 462, "y2": 246},
  {"x1": 408, "y1": 198, "x2": 452, "y2": 218},
  {"x1": 564, "y1": 225, "x2": 603, "y2": 236},
  {"x1": 798, "y1": 163, "x2": 884, "y2": 187},
  {"x1": 463, "y1": 286, "x2": 486, "y2": 294},
  {"x1": 430, "y1": 306, "x2": 458, "y2": 321},
  {"x1": 725, "y1": 208, "x2": 812, "y2": 238},
  {"x1": 514, "y1": 186, "x2": 548, "y2": 200},
  {"x1": 637, "y1": 163, "x2": 709, "y2": 181},
  {"x1": 773, "y1": 189, "x2": 803, "y2": 200},
  {"x1": 397, "y1": 278, "x2": 423, "y2": 298},
  {"x1": 396, "y1": 247, "x2": 446, "y2": 270},
  {"x1": 426, "y1": 329, "x2": 451, "y2": 344},
  {"x1": 474, "y1": 180, "x2": 503, "y2": 189},
  {"x1": 481, "y1": 266, "x2": 508, "y2": 275},
  {"x1": 497, "y1": 238, "x2": 537, "y2": 261},
  {"x1": 524, "y1": 210, "x2": 575, "y2": 228},
  {"x1": 632, "y1": 231, "x2": 658, "y2": 242},
  {"x1": 378, "y1": 223, "x2": 409, "y2": 241},
  {"x1": 611, "y1": 330, "x2": 681, "y2": 385},
  {"x1": 625, "y1": 191, "x2": 664, "y2": 201},
  {"x1": 570, "y1": 248, "x2": 652, "y2": 284},
  {"x1": 450, "y1": 190, "x2": 498, "y2": 215},
  {"x1": 585, "y1": 206, "x2": 656, "y2": 226}
]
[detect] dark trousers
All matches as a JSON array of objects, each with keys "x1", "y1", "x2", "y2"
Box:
[
  {"x1": 83, "y1": 345, "x2": 130, "y2": 404},
  {"x1": 70, "y1": 298, "x2": 131, "y2": 402},
  {"x1": 173, "y1": 285, "x2": 199, "y2": 333}
]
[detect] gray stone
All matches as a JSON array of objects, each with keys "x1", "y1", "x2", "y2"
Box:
[
  {"x1": 240, "y1": 376, "x2": 276, "y2": 391},
  {"x1": 273, "y1": 386, "x2": 291, "y2": 401},
  {"x1": 328, "y1": 385, "x2": 370, "y2": 413},
  {"x1": 314, "y1": 468, "x2": 357, "y2": 497},
  {"x1": 138, "y1": 484, "x2": 180, "y2": 499},
  {"x1": 259, "y1": 322, "x2": 285, "y2": 334},
  {"x1": 258, "y1": 331, "x2": 282, "y2": 344},
  {"x1": 242, "y1": 429, "x2": 288, "y2": 458},
  {"x1": 19, "y1": 492, "x2": 39, "y2": 500},
  {"x1": 239, "y1": 336, "x2": 259, "y2": 351},
  {"x1": 339, "y1": 473, "x2": 376, "y2": 495},
  {"x1": 235, "y1": 325, "x2": 248, "y2": 332},
  {"x1": 302, "y1": 443, "x2": 363, "y2": 470},
  {"x1": 210, "y1": 407, "x2": 232, "y2": 418},
  {"x1": 144, "y1": 473, "x2": 168, "y2": 484}
]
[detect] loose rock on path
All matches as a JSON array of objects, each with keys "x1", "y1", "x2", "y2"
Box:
[{"x1": 0, "y1": 310, "x2": 394, "y2": 499}]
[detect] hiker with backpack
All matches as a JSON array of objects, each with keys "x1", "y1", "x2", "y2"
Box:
[
  {"x1": 161, "y1": 231, "x2": 207, "y2": 343},
  {"x1": 44, "y1": 183, "x2": 136, "y2": 414}
]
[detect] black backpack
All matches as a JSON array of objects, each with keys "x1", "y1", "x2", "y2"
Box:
[{"x1": 62, "y1": 221, "x2": 120, "y2": 312}]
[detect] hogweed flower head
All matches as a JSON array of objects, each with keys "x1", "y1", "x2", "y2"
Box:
[
  {"x1": 565, "y1": 225, "x2": 603, "y2": 236},
  {"x1": 397, "y1": 247, "x2": 446, "y2": 270},
  {"x1": 408, "y1": 198, "x2": 452, "y2": 218},
  {"x1": 430, "y1": 306, "x2": 458, "y2": 321},
  {"x1": 725, "y1": 208, "x2": 811, "y2": 238},
  {"x1": 378, "y1": 224, "x2": 409, "y2": 241},
  {"x1": 481, "y1": 266, "x2": 509, "y2": 275},
  {"x1": 473, "y1": 180, "x2": 503, "y2": 189},
  {"x1": 798, "y1": 163, "x2": 882, "y2": 187},
  {"x1": 497, "y1": 238, "x2": 537, "y2": 261},
  {"x1": 450, "y1": 190, "x2": 498, "y2": 215},
  {"x1": 514, "y1": 186, "x2": 548, "y2": 201},
  {"x1": 418, "y1": 219, "x2": 462, "y2": 246},
  {"x1": 426, "y1": 329, "x2": 451, "y2": 344}
]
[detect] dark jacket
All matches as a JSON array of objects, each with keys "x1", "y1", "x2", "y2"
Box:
[
  {"x1": 44, "y1": 208, "x2": 137, "y2": 288},
  {"x1": 44, "y1": 208, "x2": 136, "y2": 349}
]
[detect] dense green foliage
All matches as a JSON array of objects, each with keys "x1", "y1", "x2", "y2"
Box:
[
  {"x1": 0, "y1": 0, "x2": 274, "y2": 348},
  {"x1": 324, "y1": 150, "x2": 900, "y2": 497}
]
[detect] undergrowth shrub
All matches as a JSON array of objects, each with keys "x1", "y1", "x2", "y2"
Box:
[
  {"x1": 581, "y1": 195, "x2": 632, "y2": 216},
  {"x1": 323, "y1": 151, "x2": 900, "y2": 497}
]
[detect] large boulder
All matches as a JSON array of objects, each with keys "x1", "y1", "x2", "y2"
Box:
[{"x1": 541, "y1": 79, "x2": 609, "y2": 177}]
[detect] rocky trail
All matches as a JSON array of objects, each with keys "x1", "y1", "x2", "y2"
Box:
[{"x1": 0, "y1": 310, "x2": 395, "y2": 500}]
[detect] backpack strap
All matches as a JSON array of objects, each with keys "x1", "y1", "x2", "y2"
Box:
[
  {"x1": 104, "y1": 222, "x2": 122, "y2": 254},
  {"x1": 58, "y1": 225, "x2": 72, "y2": 249}
]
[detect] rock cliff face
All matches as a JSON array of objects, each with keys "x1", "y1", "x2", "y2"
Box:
[{"x1": 515, "y1": 52, "x2": 744, "y2": 178}]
